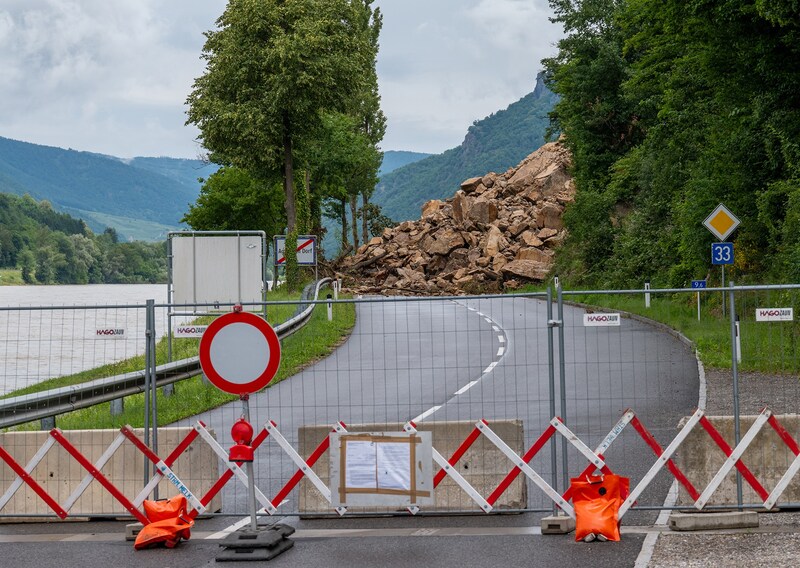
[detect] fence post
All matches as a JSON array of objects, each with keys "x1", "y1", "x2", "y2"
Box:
[
  {"x1": 557, "y1": 282, "x2": 569, "y2": 494},
  {"x1": 143, "y1": 299, "x2": 160, "y2": 494},
  {"x1": 546, "y1": 286, "x2": 558, "y2": 511},
  {"x1": 729, "y1": 283, "x2": 743, "y2": 508}
]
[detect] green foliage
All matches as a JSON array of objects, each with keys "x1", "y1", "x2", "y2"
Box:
[
  {"x1": 546, "y1": 0, "x2": 800, "y2": 287},
  {"x1": 182, "y1": 166, "x2": 285, "y2": 240},
  {"x1": 284, "y1": 231, "x2": 300, "y2": 291},
  {"x1": 0, "y1": 192, "x2": 167, "y2": 284}
]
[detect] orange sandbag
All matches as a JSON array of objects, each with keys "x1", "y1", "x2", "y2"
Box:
[
  {"x1": 143, "y1": 496, "x2": 187, "y2": 522},
  {"x1": 571, "y1": 473, "x2": 629, "y2": 542},
  {"x1": 134, "y1": 496, "x2": 194, "y2": 550}
]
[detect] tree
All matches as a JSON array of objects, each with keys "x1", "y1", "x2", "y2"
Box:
[
  {"x1": 182, "y1": 167, "x2": 285, "y2": 239},
  {"x1": 351, "y1": 1, "x2": 386, "y2": 246},
  {"x1": 186, "y1": 0, "x2": 374, "y2": 237}
]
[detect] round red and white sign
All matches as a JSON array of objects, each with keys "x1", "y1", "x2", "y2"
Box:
[{"x1": 199, "y1": 311, "x2": 281, "y2": 395}]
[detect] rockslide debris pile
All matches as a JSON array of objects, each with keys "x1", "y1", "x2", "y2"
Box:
[{"x1": 340, "y1": 140, "x2": 574, "y2": 295}]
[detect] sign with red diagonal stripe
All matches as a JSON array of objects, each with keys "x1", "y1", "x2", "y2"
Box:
[{"x1": 274, "y1": 235, "x2": 317, "y2": 266}]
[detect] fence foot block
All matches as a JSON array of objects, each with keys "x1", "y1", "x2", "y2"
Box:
[
  {"x1": 125, "y1": 522, "x2": 143, "y2": 541},
  {"x1": 541, "y1": 515, "x2": 575, "y2": 534},
  {"x1": 669, "y1": 511, "x2": 759, "y2": 531},
  {"x1": 216, "y1": 524, "x2": 295, "y2": 562}
]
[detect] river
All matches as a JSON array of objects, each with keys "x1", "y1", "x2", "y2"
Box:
[{"x1": 1, "y1": 284, "x2": 170, "y2": 395}]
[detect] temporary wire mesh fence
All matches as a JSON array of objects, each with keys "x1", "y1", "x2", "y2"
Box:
[{"x1": 1, "y1": 284, "x2": 799, "y2": 520}]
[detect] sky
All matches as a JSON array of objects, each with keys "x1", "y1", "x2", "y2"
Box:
[{"x1": 0, "y1": 0, "x2": 562, "y2": 159}]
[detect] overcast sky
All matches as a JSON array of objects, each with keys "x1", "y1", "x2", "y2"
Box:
[{"x1": 0, "y1": 0, "x2": 561, "y2": 159}]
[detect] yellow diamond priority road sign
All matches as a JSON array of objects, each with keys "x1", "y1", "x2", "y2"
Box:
[{"x1": 703, "y1": 203, "x2": 740, "y2": 241}]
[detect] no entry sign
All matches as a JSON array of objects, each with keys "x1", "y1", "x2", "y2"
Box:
[{"x1": 199, "y1": 311, "x2": 281, "y2": 395}]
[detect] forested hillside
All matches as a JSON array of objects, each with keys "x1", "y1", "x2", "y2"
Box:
[
  {"x1": 373, "y1": 74, "x2": 557, "y2": 222},
  {"x1": 0, "y1": 192, "x2": 166, "y2": 284},
  {"x1": 545, "y1": 0, "x2": 800, "y2": 287},
  {"x1": 0, "y1": 137, "x2": 215, "y2": 241}
]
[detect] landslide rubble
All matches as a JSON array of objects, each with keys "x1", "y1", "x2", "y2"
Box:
[{"x1": 339, "y1": 140, "x2": 575, "y2": 295}]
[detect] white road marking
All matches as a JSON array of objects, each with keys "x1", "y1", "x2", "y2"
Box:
[
  {"x1": 454, "y1": 381, "x2": 478, "y2": 395},
  {"x1": 411, "y1": 406, "x2": 442, "y2": 423}
]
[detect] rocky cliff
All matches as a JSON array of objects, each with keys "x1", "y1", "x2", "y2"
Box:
[{"x1": 340, "y1": 140, "x2": 574, "y2": 295}]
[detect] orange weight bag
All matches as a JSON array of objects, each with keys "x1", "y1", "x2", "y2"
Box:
[
  {"x1": 134, "y1": 496, "x2": 194, "y2": 550},
  {"x1": 570, "y1": 473, "x2": 629, "y2": 542}
]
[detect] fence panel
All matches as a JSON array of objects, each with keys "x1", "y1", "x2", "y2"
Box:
[
  {"x1": 557, "y1": 289, "x2": 702, "y2": 519},
  {"x1": 4, "y1": 284, "x2": 799, "y2": 520}
]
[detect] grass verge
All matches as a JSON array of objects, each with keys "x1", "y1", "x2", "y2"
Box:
[{"x1": 8, "y1": 287, "x2": 356, "y2": 430}]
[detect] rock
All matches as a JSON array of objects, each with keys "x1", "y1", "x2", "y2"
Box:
[
  {"x1": 469, "y1": 199, "x2": 498, "y2": 224},
  {"x1": 520, "y1": 230, "x2": 544, "y2": 247},
  {"x1": 537, "y1": 202, "x2": 565, "y2": 231},
  {"x1": 340, "y1": 140, "x2": 574, "y2": 294},
  {"x1": 483, "y1": 225, "x2": 508, "y2": 257},
  {"x1": 516, "y1": 247, "x2": 553, "y2": 263},
  {"x1": 538, "y1": 228, "x2": 558, "y2": 240},
  {"x1": 501, "y1": 259, "x2": 551, "y2": 281},
  {"x1": 492, "y1": 254, "x2": 508, "y2": 272},
  {"x1": 460, "y1": 176, "x2": 483, "y2": 193},
  {"x1": 424, "y1": 227, "x2": 466, "y2": 256}
]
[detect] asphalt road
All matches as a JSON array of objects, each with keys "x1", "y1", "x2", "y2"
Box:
[{"x1": 0, "y1": 295, "x2": 699, "y2": 567}]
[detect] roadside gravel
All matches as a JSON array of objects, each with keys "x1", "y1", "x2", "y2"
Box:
[{"x1": 648, "y1": 368, "x2": 800, "y2": 567}]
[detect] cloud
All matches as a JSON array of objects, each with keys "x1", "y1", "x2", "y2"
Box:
[
  {"x1": 0, "y1": 0, "x2": 560, "y2": 158},
  {"x1": 0, "y1": 0, "x2": 224, "y2": 157},
  {"x1": 374, "y1": 0, "x2": 559, "y2": 153}
]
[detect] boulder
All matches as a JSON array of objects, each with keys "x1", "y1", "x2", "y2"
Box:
[
  {"x1": 460, "y1": 177, "x2": 483, "y2": 193},
  {"x1": 469, "y1": 199, "x2": 498, "y2": 224},
  {"x1": 340, "y1": 140, "x2": 574, "y2": 294},
  {"x1": 501, "y1": 260, "x2": 551, "y2": 281},
  {"x1": 537, "y1": 202, "x2": 565, "y2": 231},
  {"x1": 483, "y1": 225, "x2": 507, "y2": 257}
]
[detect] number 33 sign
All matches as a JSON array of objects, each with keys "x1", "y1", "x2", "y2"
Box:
[{"x1": 711, "y1": 242, "x2": 734, "y2": 265}]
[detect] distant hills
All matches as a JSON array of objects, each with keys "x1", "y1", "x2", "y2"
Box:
[
  {"x1": 0, "y1": 137, "x2": 428, "y2": 242},
  {"x1": 0, "y1": 75, "x2": 555, "y2": 243},
  {"x1": 374, "y1": 74, "x2": 557, "y2": 222},
  {"x1": 0, "y1": 136, "x2": 218, "y2": 241}
]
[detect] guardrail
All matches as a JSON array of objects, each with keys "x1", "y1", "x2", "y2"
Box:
[{"x1": 0, "y1": 279, "x2": 332, "y2": 429}]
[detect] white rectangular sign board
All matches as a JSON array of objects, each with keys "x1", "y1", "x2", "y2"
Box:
[
  {"x1": 583, "y1": 313, "x2": 622, "y2": 327},
  {"x1": 172, "y1": 235, "x2": 264, "y2": 307},
  {"x1": 174, "y1": 325, "x2": 209, "y2": 338},
  {"x1": 94, "y1": 328, "x2": 126, "y2": 339},
  {"x1": 755, "y1": 308, "x2": 794, "y2": 322},
  {"x1": 329, "y1": 431, "x2": 434, "y2": 508}
]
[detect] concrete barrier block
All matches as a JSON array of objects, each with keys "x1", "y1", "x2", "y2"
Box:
[
  {"x1": 669, "y1": 511, "x2": 759, "y2": 531},
  {"x1": 676, "y1": 414, "x2": 800, "y2": 507},
  {"x1": 298, "y1": 420, "x2": 526, "y2": 515},
  {"x1": 0, "y1": 427, "x2": 221, "y2": 518},
  {"x1": 541, "y1": 514, "x2": 575, "y2": 534}
]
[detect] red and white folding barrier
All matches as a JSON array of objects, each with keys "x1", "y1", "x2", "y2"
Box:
[{"x1": 4, "y1": 407, "x2": 800, "y2": 520}]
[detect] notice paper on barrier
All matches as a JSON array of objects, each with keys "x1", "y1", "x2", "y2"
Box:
[{"x1": 329, "y1": 432, "x2": 434, "y2": 507}]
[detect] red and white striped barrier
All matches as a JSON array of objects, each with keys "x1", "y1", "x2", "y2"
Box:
[{"x1": 4, "y1": 408, "x2": 800, "y2": 520}]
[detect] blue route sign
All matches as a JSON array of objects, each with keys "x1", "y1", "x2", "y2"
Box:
[
  {"x1": 711, "y1": 242, "x2": 734, "y2": 265},
  {"x1": 691, "y1": 280, "x2": 707, "y2": 289}
]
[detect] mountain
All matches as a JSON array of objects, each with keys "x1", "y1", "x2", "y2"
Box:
[
  {"x1": 0, "y1": 137, "x2": 217, "y2": 241},
  {"x1": 373, "y1": 73, "x2": 557, "y2": 223},
  {"x1": 379, "y1": 151, "x2": 431, "y2": 176}
]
